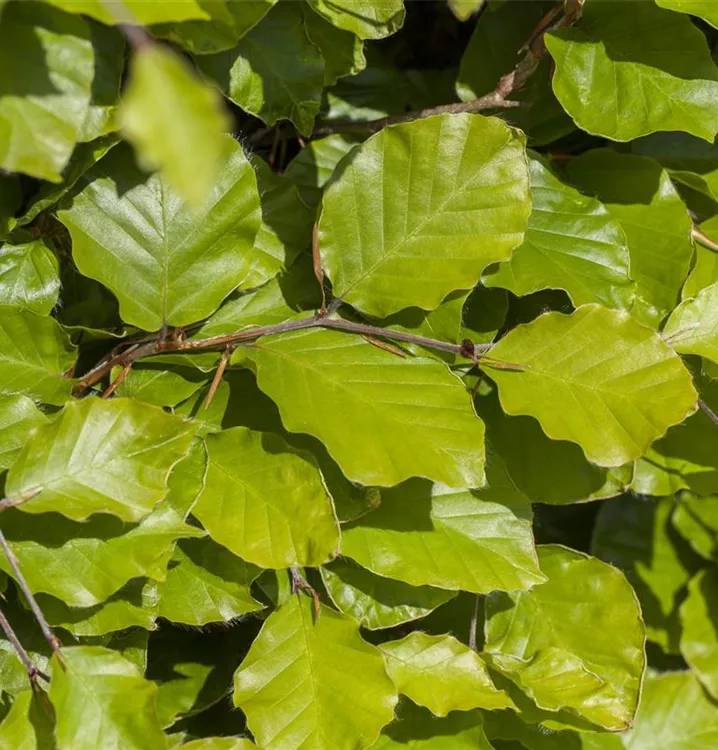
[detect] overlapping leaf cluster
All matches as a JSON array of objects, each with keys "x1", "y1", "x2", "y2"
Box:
[{"x1": 1, "y1": 0, "x2": 718, "y2": 748}]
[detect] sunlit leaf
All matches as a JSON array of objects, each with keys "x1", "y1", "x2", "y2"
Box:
[
  {"x1": 665, "y1": 281, "x2": 718, "y2": 365},
  {"x1": 237, "y1": 327, "x2": 487, "y2": 487},
  {"x1": 58, "y1": 138, "x2": 261, "y2": 331},
  {"x1": 0, "y1": 690, "x2": 54, "y2": 750},
  {"x1": 0, "y1": 240, "x2": 60, "y2": 315},
  {"x1": 0, "y1": 394, "x2": 48, "y2": 472},
  {"x1": 119, "y1": 43, "x2": 231, "y2": 207},
  {"x1": 380, "y1": 632, "x2": 513, "y2": 716},
  {"x1": 545, "y1": 0, "x2": 718, "y2": 142},
  {"x1": 319, "y1": 113, "x2": 530, "y2": 317},
  {"x1": 45, "y1": 0, "x2": 211, "y2": 25},
  {"x1": 486, "y1": 305, "x2": 697, "y2": 467},
  {"x1": 656, "y1": 0, "x2": 718, "y2": 29},
  {"x1": 484, "y1": 545, "x2": 645, "y2": 731},
  {"x1": 307, "y1": 0, "x2": 405, "y2": 40},
  {"x1": 234, "y1": 596, "x2": 397, "y2": 749}
]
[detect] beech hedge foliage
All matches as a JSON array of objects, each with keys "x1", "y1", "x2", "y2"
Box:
[{"x1": 3, "y1": 0, "x2": 718, "y2": 747}]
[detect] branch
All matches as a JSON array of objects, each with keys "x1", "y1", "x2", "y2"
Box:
[
  {"x1": 693, "y1": 226, "x2": 718, "y2": 253},
  {"x1": 699, "y1": 397, "x2": 718, "y2": 427},
  {"x1": 0, "y1": 603, "x2": 49, "y2": 685},
  {"x1": 73, "y1": 313, "x2": 496, "y2": 394}
]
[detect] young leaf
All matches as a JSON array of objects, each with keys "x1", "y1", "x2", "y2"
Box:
[
  {"x1": 193, "y1": 426, "x2": 340, "y2": 568},
  {"x1": 0, "y1": 395, "x2": 49, "y2": 472},
  {"x1": 6, "y1": 397, "x2": 196, "y2": 522},
  {"x1": 318, "y1": 113, "x2": 531, "y2": 317},
  {"x1": 665, "y1": 281, "x2": 718, "y2": 365},
  {"x1": 0, "y1": 3, "x2": 94, "y2": 180},
  {"x1": 0, "y1": 240, "x2": 60, "y2": 315},
  {"x1": 119, "y1": 43, "x2": 231, "y2": 208},
  {"x1": 156, "y1": 537, "x2": 264, "y2": 626},
  {"x1": 321, "y1": 558, "x2": 456, "y2": 630},
  {"x1": 49, "y1": 646, "x2": 168, "y2": 750},
  {"x1": 0, "y1": 305, "x2": 75, "y2": 405},
  {"x1": 237, "y1": 328, "x2": 487, "y2": 488},
  {"x1": 198, "y1": 3, "x2": 325, "y2": 136},
  {"x1": 234, "y1": 596, "x2": 398, "y2": 749},
  {"x1": 307, "y1": 0, "x2": 405, "y2": 40},
  {"x1": 0, "y1": 690, "x2": 55, "y2": 750},
  {"x1": 484, "y1": 155, "x2": 633, "y2": 309},
  {"x1": 379, "y1": 632, "x2": 513, "y2": 716},
  {"x1": 545, "y1": 0, "x2": 718, "y2": 142},
  {"x1": 679, "y1": 568, "x2": 718, "y2": 699},
  {"x1": 57, "y1": 139, "x2": 261, "y2": 331},
  {"x1": 622, "y1": 670, "x2": 718, "y2": 748},
  {"x1": 485, "y1": 305, "x2": 697, "y2": 467},
  {"x1": 340, "y1": 467, "x2": 544, "y2": 593},
  {"x1": 568, "y1": 149, "x2": 694, "y2": 328},
  {"x1": 484, "y1": 545, "x2": 645, "y2": 731}
]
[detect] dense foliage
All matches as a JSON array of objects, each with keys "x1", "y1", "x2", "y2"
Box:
[{"x1": 2, "y1": 0, "x2": 718, "y2": 747}]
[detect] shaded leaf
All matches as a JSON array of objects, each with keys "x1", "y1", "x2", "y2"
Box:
[
  {"x1": 568, "y1": 149, "x2": 694, "y2": 327},
  {"x1": 193, "y1": 426, "x2": 339, "y2": 568},
  {"x1": 58, "y1": 138, "x2": 261, "y2": 331},
  {"x1": 380, "y1": 632, "x2": 512, "y2": 716},
  {"x1": 119, "y1": 43, "x2": 231, "y2": 207},
  {"x1": 0, "y1": 3, "x2": 94, "y2": 180},
  {"x1": 673, "y1": 492, "x2": 718, "y2": 560},
  {"x1": 486, "y1": 305, "x2": 697, "y2": 467},
  {"x1": 680, "y1": 568, "x2": 718, "y2": 699},
  {"x1": 592, "y1": 495, "x2": 700, "y2": 653},
  {"x1": 0, "y1": 690, "x2": 54, "y2": 750},
  {"x1": 0, "y1": 240, "x2": 59, "y2": 315},
  {"x1": 622, "y1": 670, "x2": 718, "y2": 749},
  {"x1": 340, "y1": 457, "x2": 544, "y2": 593},
  {"x1": 307, "y1": 0, "x2": 405, "y2": 40},
  {"x1": 484, "y1": 155, "x2": 633, "y2": 309},
  {"x1": 0, "y1": 305, "x2": 75, "y2": 405},
  {"x1": 181, "y1": 739, "x2": 257, "y2": 750},
  {"x1": 321, "y1": 558, "x2": 456, "y2": 630},
  {"x1": 156, "y1": 537, "x2": 263, "y2": 626},
  {"x1": 656, "y1": 0, "x2": 718, "y2": 28},
  {"x1": 484, "y1": 545, "x2": 645, "y2": 731},
  {"x1": 198, "y1": 3, "x2": 324, "y2": 136},
  {"x1": 237, "y1": 327, "x2": 486, "y2": 488},
  {"x1": 49, "y1": 646, "x2": 167, "y2": 750},
  {"x1": 6, "y1": 397, "x2": 195, "y2": 522},
  {"x1": 318, "y1": 113, "x2": 531, "y2": 317},
  {"x1": 545, "y1": 1, "x2": 718, "y2": 142},
  {"x1": 0, "y1": 394, "x2": 48, "y2": 472},
  {"x1": 234, "y1": 596, "x2": 397, "y2": 749},
  {"x1": 303, "y1": 6, "x2": 366, "y2": 85}
]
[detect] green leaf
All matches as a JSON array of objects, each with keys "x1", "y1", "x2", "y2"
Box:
[
  {"x1": 665, "y1": 281, "x2": 718, "y2": 365},
  {"x1": 6, "y1": 397, "x2": 195, "y2": 522},
  {"x1": 234, "y1": 596, "x2": 397, "y2": 749},
  {"x1": 340, "y1": 456, "x2": 544, "y2": 593},
  {"x1": 486, "y1": 305, "x2": 697, "y2": 467},
  {"x1": 0, "y1": 3, "x2": 94, "y2": 180},
  {"x1": 181, "y1": 739, "x2": 256, "y2": 750},
  {"x1": 567, "y1": 149, "x2": 694, "y2": 327},
  {"x1": 379, "y1": 632, "x2": 512, "y2": 716},
  {"x1": 119, "y1": 43, "x2": 231, "y2": 208},
  {"x1": 45, "y1": 0, "x2": 211, "y2": 24},
  {"x1": 592, "y1": 496, "x2": 700, "y2": 653},
  {"x1": 237, "y1": 328, "x2": 487, "y2": 487},
  {"x1": 545, "y1": 0, "x2": 718, "y2": 142},
  {"x1": 0, "y1": 173, "x2": 21, "y2": 239},
  {"x1": 0, "y1": 495, "x2": 202, "y2": 607},
  {"x1": 673, "y1": 492, "x2": 718, "y2": 560},
  {"x1": 369, "y1": 702, "x2": 493, "y2": 750},
  {"x1": 303, "y1": 6, "x2": 366, "y2": 85},
  {"x1": 0, "y1": 305, "x2": 75, "y2": 405},
  {"x1": 484, "y1": 155, "x2": 633, "y2": 309},
  {"x1": 0, "y1": 395, "x2": 49, "y2": 472},
  {"x1": 318, "y1": 113, "x2": 530, "y2": 317},
  {"x1": 0, "y1": 240, "x2": 60, "y2": 315},
  {"x1": 656, "y1": 0, "x2": 718, "y2": 28},
  {"x1": 112, "y1": 365, "x2": 204, "y2": 408},
  {"x1": 57, "y1": 138, "x2": 261, "y2": 332},
  {"x1": 156, "y1": 537, "x2": 263, "y2": 626},
  {"x1": 0, "y1": 690, "x2": 55, "y2": 750},
  {"x1": 475, "y1": 387, "x2": 630, "y2": 505},
  {"x1": 49, "y1": 646, "x2": 167, "y2": 750},
  {"x1": 684, "y1": 238, "x2": 718, "y2": 301},
  {"x1": 307, "y1": 0, "x2": 405, "y2": 40},
  {"x1": 321, "y1": 558, "x2": 456, "y2": 630},
  {"x1": 622, "y1": 670, "x2": 718, "y2": 749},
  {"x1": 680, "y1": 568, "x2": 718, "y2": 698},
  {"x1": 448, "y1": 0, "x2": 484, "y2": 22},
  {"x1": 193, "y1": 426, "x2": 339, "y2": 568},
  {"x1": 198, "y1": 3, "x2": 324, "y2": 136},
  {"x1": 484, "y1": 545, "x2": 645, "y2": 731}
]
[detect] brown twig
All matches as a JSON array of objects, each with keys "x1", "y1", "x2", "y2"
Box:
[
  {"x1": 699, "y1": 398, "x2": 718, "y2": 427},
  {"x1": 312, "y1": 225, "x2": 327, "y2": 316},
  {"x1": 290, "y1": 568, "x2": 321, "y2": 621},
  {"x1": 0, "y1": 604, "x2": 49, "y2": 685},
  {"x1": 102, "y1": 361, "x2": 133, "y2": 398},
  {"x1": 693, "y1": 226, "x2": 718, "y2": 253},
  {"x1": 204, "y1": 347, "x2": 232, "y2": 409}
]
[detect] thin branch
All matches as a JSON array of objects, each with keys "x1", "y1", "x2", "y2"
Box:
[
  {"x1": 0, "y1": 527, "x2": 62, "y2": 662},
  {"x1": 0, "y1": 604, "x2": 49, "y2": 685},
  {"x1": 699, "y1": 397, "x2": 718, "y2": 427},
  {"x1": 203, "y1": 346, "x2": 232, "y2": 409},
  {"x1": 312, "y1": 225, "x2": 327, "y2": 316},
  {"x1": 102, "y1": 361, "x2": 133, "y2": 398},
  {"x1": 469, "y1": 594, "x2": 480, "y2": 652},
  {"x1": 693, "y1": 226, "x2": 718, "y2": 253}
]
